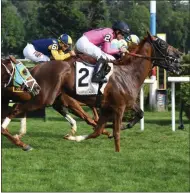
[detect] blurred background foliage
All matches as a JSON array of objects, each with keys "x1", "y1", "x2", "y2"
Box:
[
  {"x1": 2, "y1": 0, "x2": 190, "y2": 116},
  {"x1": 1, "y1": 0, "x2": 190, "y2": 56}
]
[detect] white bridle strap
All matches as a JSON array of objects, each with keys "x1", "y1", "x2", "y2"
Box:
[
  {"x1": 2, "y1": 61, "x2": 15, "y2": 87},
  {"x1": 23, "y1": 78, "x2": 39, "y2": 91}
]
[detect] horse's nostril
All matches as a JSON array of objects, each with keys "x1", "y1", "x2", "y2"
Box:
[{"x1": 36, "y1": 85, "x2": 41, "y2": 93}]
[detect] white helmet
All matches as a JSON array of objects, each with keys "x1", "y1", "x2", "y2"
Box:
[
  {"x1": 126, "y1": 34, "x2": 140, "y2": 45},
  {"x1": 111, "y1": 39, "x2": 128, "y2": 49}
]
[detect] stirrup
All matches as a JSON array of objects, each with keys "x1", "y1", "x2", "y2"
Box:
[
  {"x1": 92, "y1": 74, "x2": 107, "y2": 84},
  {"x1": 91, "y1": 74, "x2": 102, "y2": 83}
]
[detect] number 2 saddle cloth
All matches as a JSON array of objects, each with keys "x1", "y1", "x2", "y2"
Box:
[{"x1": 75, "y1": 61, "x2": 113, "y2": 95}]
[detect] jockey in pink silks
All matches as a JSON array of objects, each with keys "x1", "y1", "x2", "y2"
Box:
[{"x1": 75, "y1": 21, "x2": 130, "y2": 83}]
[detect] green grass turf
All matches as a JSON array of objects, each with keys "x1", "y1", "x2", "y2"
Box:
[{"x1": 2, "y1": 108, "x2": 190, "y2": 192}]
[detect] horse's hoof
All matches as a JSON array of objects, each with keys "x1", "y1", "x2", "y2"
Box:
[
  {"x1": 126, "y1": 123, "x2": 133, "y2": 129},
  {"x1": 108, "y1": 134, "x2": 113, "y2": 139},
  {"x1": 63, "y1": 134, "x2": 70, "y2": 139},
  {"x1": 22, "y1": 145, "x2": 33, "y2": 151},
  {"x1": 178, "y1": 125, "x2": 185, "y2": 130},
  {"x1": 120, "y1": 124, "x2": 126, "y2": 130}
]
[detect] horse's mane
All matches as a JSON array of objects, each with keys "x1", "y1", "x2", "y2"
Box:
[
  {"x1": 128, "y1": 36, "x2": 149, "y2": 53},
  {"x1": 113, "y1": 36, "x2": 149, "y2": 67},
  {"x1": 1, "y1": 58, "x2": 10, "y2": 64}
]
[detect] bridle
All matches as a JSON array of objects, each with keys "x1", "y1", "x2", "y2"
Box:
[
  {"x1": 126, "y1": 36, "x2": 178, "y2": 65},
  {"x1": 1, "y1": 61, "x2": 39, "y2": 93},
  {"x1": 1, "y1": 61, "x2": 15, "y2": 88}
]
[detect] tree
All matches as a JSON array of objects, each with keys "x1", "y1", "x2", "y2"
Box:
[
  {"x1": 126, "y1": 3, "x2": 150, "y2": 37},
  {"x1": 11, "y1": 0, "x2": 43, "y2": 41},
  {"x1": 156, "y1": 1, "x2": 189, "y2": 52},
  {"x1": 83, "y1": 0, "x2": 111, "y2": 29},
  {"x1": 38, "y1": 0, "x2": 87, "y2": 41},
  {"x1": 1, "y1": 1, "x2": 25, "y2": 56},
  {"x1": 1, "y1": 0, "x2": 189, "y2": 55}
]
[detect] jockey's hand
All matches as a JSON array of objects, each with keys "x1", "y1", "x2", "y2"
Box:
[
  {"x1": 120, "y1": 47, "x2": 129, "y2": 53},
  {"x1": 69, "y1": 50, "x2": 76, "y2": 56}
]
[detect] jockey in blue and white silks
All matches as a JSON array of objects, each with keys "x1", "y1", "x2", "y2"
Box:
[{"x1": 23, "y1": 34, "x2": 76, "y2": 62}]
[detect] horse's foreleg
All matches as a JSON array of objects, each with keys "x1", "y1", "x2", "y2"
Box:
[
  {"x1": 178, "y1": 100, "x2": 184, "y2": 130},
  {"x1": 92, "y1": 107, "x2": 99, "y2": 122},
  {"x1": 17, "y1": 114, "x2": 27, "y2": 138},
  {"x1": 1, "y1": 117, "x2": 31, "y2": 151},
  {"x1": 66, "y1": 115, "x2": 108, "y2": 142},
  {"x1": 58, "y1": 94, "x2": 111, "y2": 137},
  {"x1": 65, "y1": 114, "x2": 77, "y2": 135},
  {"x1": 2, "y1": 101, "x2": 44, "y2": 151},
  {"x1": 68, "y1": 104, "x2": 112, "y2": 137},
  {"x1": 69, "y1": 104, "x2": 97, "y2": 127},
  {"x1": 121, "y1": 104, "x2": 144, "y2": 130},
  {"x1": 67, "y1": 108, "x2": 111, "y2": 142},
  {"x1": 52, "y1": 98, "x2": 77, "y2": 136},
  {"x1": 113, "y1": 106, "x2": 126, "y2": 152}
]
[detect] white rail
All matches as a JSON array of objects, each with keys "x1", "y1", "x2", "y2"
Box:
[
  {"x1": 140, "y1": 79, "x2": 155, "y2": 131},
  {"x1": 168, "y1": 77, "x2": 190, "y2": 131}
]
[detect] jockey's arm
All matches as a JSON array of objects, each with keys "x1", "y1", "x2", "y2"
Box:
[
  {"x1": 48, "y1": 44, "x2": 71, "y2": 60},
  {"x1": 102, "y1": 41, "x2": 120, "y2": 55}
]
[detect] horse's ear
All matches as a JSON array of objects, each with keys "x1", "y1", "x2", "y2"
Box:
[
  {"x1": 9, "y1": 55, "x2": 18, "y2": 64},
  {"x1": 147, "y1": 31, "x2": 156, "y2": 41},
  {"x1": 147, "y1": 31, "x2": 152, "y2": 37},
  {"x1": 147, "y1": 31, "x2": 153, "y2": 40}
]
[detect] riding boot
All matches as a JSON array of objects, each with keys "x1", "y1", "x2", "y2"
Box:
[{"x1": 91, "y1": 57, "x2": 107, "y2": 83}]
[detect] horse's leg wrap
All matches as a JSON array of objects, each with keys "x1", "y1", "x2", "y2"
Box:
[
  {"x1": 18, "y1": 116, "x2": 27, "y2": 138},
  {"x1": 52, "y1": 97, "x2": 77, "y2": 135}
]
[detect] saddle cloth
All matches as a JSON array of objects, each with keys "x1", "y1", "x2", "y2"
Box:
[{"x1": 75, "y1": 61, "x2": 113, "y2": 95}]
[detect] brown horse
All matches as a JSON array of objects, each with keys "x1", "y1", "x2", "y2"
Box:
[
  {"x1": 1, "y1": 32, "x2": 182, "y2": 152},
  {"x1": 1, "y1": 58, "x2": 110, "y2": 150},
  {"x1": 1, "y1": 56, "x2": 41, "y2": 121}
]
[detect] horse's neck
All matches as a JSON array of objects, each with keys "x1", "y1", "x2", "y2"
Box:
[
  {"x1": 134, "y1": 41, "x2": 152, "y2": 81},
  {"x1": 117, "y1": 41, "x2": 152, "y2": 87}
]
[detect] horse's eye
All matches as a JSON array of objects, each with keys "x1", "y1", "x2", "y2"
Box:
[
  {"x1": 22, "y1": 69, "x2": 28, "y2": 76},
  {"x1": 158, "y1": 40, "x2": 167, "y2": 49}
]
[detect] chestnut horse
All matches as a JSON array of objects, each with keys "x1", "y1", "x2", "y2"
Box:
[
  {"x1": 1, "y1": 56, "x2": 110, "y2": 143},
  {"x1": 1, "y1": 32, "x2": 182, "y2": 151},
  {"x1": 1, "y1": 59, "x2": 110, "y2": 151}
]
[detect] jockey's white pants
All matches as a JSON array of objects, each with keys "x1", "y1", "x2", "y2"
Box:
[
  {"x1": 75, "y1": 36, "x2": 115, "y2": 61},
  {"x1": 23, "y1": 43, "x2": 50, "y2": 62}
]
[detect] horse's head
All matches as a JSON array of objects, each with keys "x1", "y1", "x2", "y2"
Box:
[
  {"x1": 147, "y1": 31, "x2": 183, "y2": 75},
  {"x1": 1, "y1": 56, "x2": 41, "y2": 96}
]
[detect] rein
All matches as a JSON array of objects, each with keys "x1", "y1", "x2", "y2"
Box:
[
  {"x1": 127, "y1": 39, "x2": 169, "y2": 60},
  {"x1": 126, "y1": 52, "x2": 165, "y2": 61},
  {"x1": 125, "y1": 36, "x2": 175, "y2": 63}
]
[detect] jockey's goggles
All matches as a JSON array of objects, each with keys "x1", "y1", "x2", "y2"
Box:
[
  {"x1": 58, "y1": 39, "x2": 70, "y2": 46},
  {"x1": 59, "y1": 41, "x2": 72, "y2": 51},
  {"x1": 126, "y1": 35, "x2": 132, "y2": 42},
  {"x1": 119, "y1": 31, "x2": 130, "y2": 39}
]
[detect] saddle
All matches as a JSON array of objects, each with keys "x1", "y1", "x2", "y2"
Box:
[{"x1": 76, "y1": 53, "x2": 97, "y2": 64}]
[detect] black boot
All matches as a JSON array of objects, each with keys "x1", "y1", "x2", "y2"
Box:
[{"x1": 91, "y1": 57, "x2": 107, "y2": 83}]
